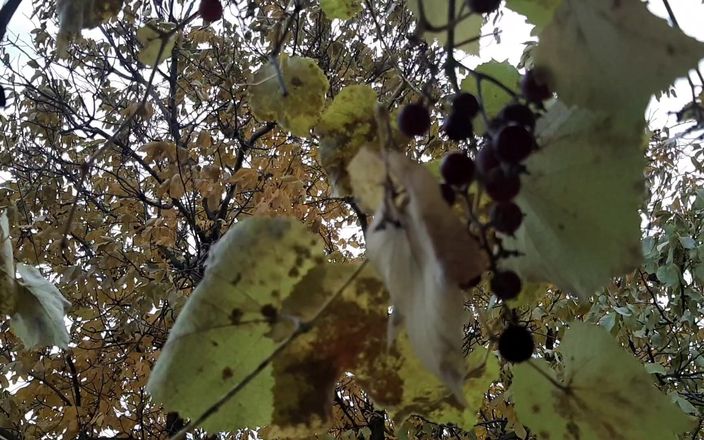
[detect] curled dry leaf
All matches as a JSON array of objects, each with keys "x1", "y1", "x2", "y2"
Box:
[{"x1": 365, "y1": 150, "x2": 488, "y2": 399}]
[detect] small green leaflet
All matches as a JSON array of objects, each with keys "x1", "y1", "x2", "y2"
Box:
[
  {"x1": 146, "y1": 217, "x2": 324, "y2": 432},
  {"x1": 535, "y1": 0, "x2": 704, "y2": 124},
  {"x1": 500, "y1": 102, "x2": 644, "y2": 298},
  {"x1": 406, "y1": 0, "x2": 482, "y2": 53},
  {"x1": 320, "y1": 0, "x2": 362, "y2": 20},
  {"x1": 512, "y1": 322, "x2": 695, "y2": 440},
  {"x1": 460, "y1": 60, "x2": 519, "y2": 133}
]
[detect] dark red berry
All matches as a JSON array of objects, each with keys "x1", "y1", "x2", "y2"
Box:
[
  {"x1": 521, "y1": 69, "x2": 552, "y2": 103},
  {"x1": 492, "y1": 123, "x2": 535, "y2": 164},
  {"x1": 491, "y1": 270, "x2": 522, "y2": 300},
  {"x1": 476, "y1": 145, "x2": 500, "y2": 175},
  {"x1": 483, "y1": 167, "x2": 520, "y2": 201},
  {"x1": 443, "y1": 111, "x2": 473, "y2": 141},
  {"x1": 499, "y1": 325, "x2": 534, "y2": 363},
  {"x1": 398, "y1": 103, "x2": 431, "y2": 137},
  {"x1": 452, "y1": 93, "x2": 480, "y2": 118},
  {"x1": 499, "y1": 103, "x2": 535, "y2": 131},
  {"x1": 199, "y1": 0, "x2": 224, "y2": 22},
  {"x1": 490, "y1": 202, "x2": 523, "y2": 235},
  {"x1": 440, "y1": 152, "x2": 475, "y2": 186},
  {"x1": 467, "y1": 0, "x2": 501, "y2": 14},
  {"x1": 440, "y1": 183, "x2": 456, "y2": 205}
]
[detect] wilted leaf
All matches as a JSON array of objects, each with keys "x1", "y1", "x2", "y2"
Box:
[
  {"x1": 0, "y1": 211, "x2": 16, "y2": 314},
  {"x1": 347, "y1": 147, "x2": 386, "y2": 212},
  {"x1": 11, "y1": 264, "x2": 71, "y2": 348},
  {"x1": 366, "y1": 151, "x2": 488, "y2": 397},
  {"x1": 512, "y1": 322, "x2": 695, "y2": 440},
  {"x1": 535, "y1": 0, "x2": 704, "y2": 123},
  {"x1": 146, "y1": 217, "x2": 325, "y2": 432},
  {"x1": 500, "y1": 102, "x2": 644, "y2": 298},
  {"x1": 248, "y1": 55, "x2": 329, "y2": 137}
]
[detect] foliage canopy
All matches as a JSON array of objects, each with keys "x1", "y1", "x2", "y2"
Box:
[{"x1": 0, "y1": 0, "x2": 704, "y2": 439}]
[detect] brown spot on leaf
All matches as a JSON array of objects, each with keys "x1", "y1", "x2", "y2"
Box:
[
  {"x1": 222, "y1": 367, "x2": 233, "y2": 380},
  {"x1": 290, "y1": 77, "x2": 304, "y2": 87},
  {"x1": 231, "y1": 273, "x2": 242, "y2": 286},
  {"x1": 539, "y1": 431, "x2": 550, "y2": 439},
  {"x1": 211, "y1": 340, "x2": 219, "y2": 347},
  {"x1": 230, "y1": 308, "x2": 243, "y2": 325},
  {"x1": 261, "y1": 304, "x2": 278, "y2": 322},
  {"x1": 289, "y1": 266, "x2": 300, "y2": 278},
  {"x1": 532, "y1": 403, "x2": 541, "y2": 413}
]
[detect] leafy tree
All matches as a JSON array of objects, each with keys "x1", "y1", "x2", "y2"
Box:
[{"x1": 0, "y1": 0, "x2": 702, "y2": 439}]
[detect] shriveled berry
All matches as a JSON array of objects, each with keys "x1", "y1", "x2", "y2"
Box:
[
  {"x1": 443, "y1": 111, "x2": 473, "y2": 141},
  {"x1": 491, "y1": 270, "x2": 522, "y2": 300},
  {"x1": 483, "y1": 167, "x2": 520, "y2": 201},
  {"x1": 467, "y1": 0, "x2": 501, "y2": 14},
  {"x1": 441, "y1": 152, "x2": 475, "y2": 186},
  {"x1": 452, "y1": 93, "x2": 480, "y2": 118},
  {"x1": 398, "y1": 103, "x2": 431, "y2": 137},
  {"x1": 199, "y1": 0, "x2": 224, "y2": 22},
  {"x1": 499, "y1": 325, "x2": 534, "y2": 363},
  {"x1": 440, "y1": 183, "x2": 456, "y2": 205},
  {"x1": 521, "y1": 69, "x2": 552, "y2": 103},
  {"x1": 492, "y1": 123, "x2": 535, "y2": 164},
  {"x1": 499, "y1": 103, "x2": 536, "y2": 131},
  {"x1": 490, "y1": 202, "x2": 523, "y2": 235}
]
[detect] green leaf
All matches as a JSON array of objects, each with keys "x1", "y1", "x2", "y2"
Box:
[
  {"x1": 504, "y1": 0, "x2": 562, "y2": 33},
  {"x1": 136, "y1": 22, "x2": 177, "y2": 67},
  {"x1": 146, "y1": 217, "x2": 324, "y2": 433},
  {"x1": 500, "y1": 103, "x2": 644, "y2": 298},
  {"x1": 656, "y1": 263, "x2": 680, "y2": 287},
  {"x1": 644, "y1": 362, "x2": 667, "y2": 375},
  {"x1": 248, "y1": 55, "x2": 330, "y2": 137},
  {"x1": 535, "y1": 0, "x2": 704, "y2": 123},
  {"x1": 406, "y1": 0, "x2": 482, "y2": 53},
  {"x1": 320, "y1": 0, "x2": 362, "y2": 20},
  {"x1": 460, "y1": 60, "x2": 520, "y2": 133},
  {"x1": 11, "y1": 264, "x2": 70, "y2": 348},
  {"x1": 512, "y1": 322, "x2": 695, "y2": 440}
]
